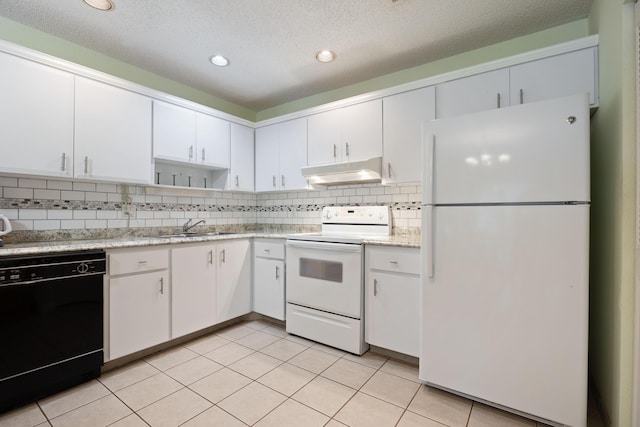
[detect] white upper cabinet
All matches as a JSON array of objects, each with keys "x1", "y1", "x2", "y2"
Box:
[
  {"x1": 153, "y1": 100, "x2": 197, "y2": 163},
  {"x1": 0, "y1": 52, "x2": 74, "y2": 177},
  {"x1": 255, "y1": 118, "x2": 308, "y2": 192},
  {"x1": 255, "y1": 124, "x2": 280, "y2": 192},
  {"x1": 229, "y1": 123, "x2": 255, "y2": 191},
  {"x1": 278, "y1": 118, "x2": 308, "y2": 191},
  {"x1": 196, "y1": 113, "x2": 230, "y2": 168},
  {"x1": 509, "y1": 47, "x2": 597, "y2": 107},
  {"x1": 307, "y1": 108, "x2": 342, "y2": 165},
  {"x1": 382, "y1": 86, "x2": 435, "y2": 184},
  {"x1": 75, "y1": 77, "x2": 153, "y2": 184},
  {"x1": 435, "y1": 69, "x2": 509, "y2": 119},
  {"x1": 436, "y1": 47, "x2": 598, "y2": 120},
  {"x1": 307, "y1": 99, "x2": 382, "y2": 165}
]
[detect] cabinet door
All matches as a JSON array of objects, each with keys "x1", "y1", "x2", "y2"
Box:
[
  {"x1": 341, "y1": 99, "x2": 383, "y2": 162},
  {"x1": 74, "y1": 77, "x2": 152, "y2": 183},
  {"x1": 255, "y1": 124, "x2": 280, "y2": 192},
  {"x1": 307, "y1": 108, "x2": 342, "y2": 165},
  {"x1": 509, "y1": 48, "x2": 597, "y2": 106},
  {"x1": 383, "y1": 86, "x2": 435, "y2": 184},
  {"x1": 217, "y1": 240, "x2": 251, "y2": 322},
  {"x1": 279, "y1": 118, "x2": 308, "y2": 191},
  {"x1": 366, "y1": 270, "x2": 420, "y2": 357},
  {"x1": 153, "y1": 101, "x2": 196, "y2": 162},
  {"x1": 109, "y1": 270, "x2": 169, "y2": 360},
  {"x1": 435, "y1": 69, "x2": 509, "y2": 118},
  {"x1": 0, "y1": 52, "x2": 74, "y2": 177},
  {"x1": 171, "y1": 244, "x2": 217, "y2": 338},
  {"x1": 229, "y1": 123, "x2": 255, "y2": 191},
  {"x1": 196, "y1": 113, "x2": 230, "y2": 168},
  {"x1": 253, "y1": 258, "x2": 285, "y2": 320}
]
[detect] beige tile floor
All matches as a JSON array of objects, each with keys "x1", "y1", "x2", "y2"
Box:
[{"x1": 0, "y1": 320, "x2": 604, "y2": 427}]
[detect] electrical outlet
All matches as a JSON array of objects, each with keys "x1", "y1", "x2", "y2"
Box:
[{"x1": 123, "y1": 204, "x2": 135, "y2": 217}]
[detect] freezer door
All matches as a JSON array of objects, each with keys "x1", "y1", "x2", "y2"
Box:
[
  {"x1": 420, "y1": 205, "x2": 589, "y2": 427},
  {"x1": 422, "y1": 93, "x2": 590, "y2": 205}
]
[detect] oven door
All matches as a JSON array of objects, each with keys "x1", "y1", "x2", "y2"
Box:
[{"x1": 286, "y1": 240, "x2": 363, "y2": 318}]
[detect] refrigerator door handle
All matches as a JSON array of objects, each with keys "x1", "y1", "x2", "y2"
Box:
[
  {"x1": 424, "y1": 206, "x2": 434, "y2": 278},
  {"x1": 422, "y1": 133, "x2": 435, "y2": 205}
]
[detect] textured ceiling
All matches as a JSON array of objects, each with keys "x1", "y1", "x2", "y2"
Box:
[{"x1": 0, "y1": 0, "x2": 592, "y2": 112}]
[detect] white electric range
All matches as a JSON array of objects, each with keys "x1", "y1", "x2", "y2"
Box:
[{"x1": 285, "y1": 206, "x2": 391, "y2": 354}]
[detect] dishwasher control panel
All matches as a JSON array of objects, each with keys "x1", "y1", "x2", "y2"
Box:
[{"x1": 0, "y1": 250, "x2": 106, "y2": 286}]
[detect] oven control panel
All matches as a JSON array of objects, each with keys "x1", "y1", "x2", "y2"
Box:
[{"x1": 321, "y1": 206, "x2": 390, "y2": 225}]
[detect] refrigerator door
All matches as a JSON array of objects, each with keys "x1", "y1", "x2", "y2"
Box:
[
  {"x1": 422, "y1": 93, "x2": 590, "y2": 205},
  {"x1": 420, "y1": 204, "x2": 589, "y2": 426}
]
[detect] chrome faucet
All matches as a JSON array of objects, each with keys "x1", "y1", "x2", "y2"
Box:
[{"x1": 183, "y1": 219, "x2": 205, "y2": 233}]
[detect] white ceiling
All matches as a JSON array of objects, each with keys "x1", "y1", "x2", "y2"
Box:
[{"x1": 0, "y1": 0, "x2": 592, "y2": 113}]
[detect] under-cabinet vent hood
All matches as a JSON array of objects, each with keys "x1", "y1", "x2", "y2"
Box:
[{"x1": 301, "y1": 157, "x2": 382, "y2": 187}]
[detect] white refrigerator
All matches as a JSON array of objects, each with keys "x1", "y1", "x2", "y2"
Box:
[{"x1": 420, "y1": 93, "x2": 590, "y2": 427}]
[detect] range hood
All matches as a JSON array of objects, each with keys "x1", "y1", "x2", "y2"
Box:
[{"x1": 301, "y1": 157, "x2": 382, "y2": 187}]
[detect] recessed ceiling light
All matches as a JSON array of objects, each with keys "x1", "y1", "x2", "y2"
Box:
[
  {"x1": 83, "y1": 0, "x2": 115, "y2": 11},
  {"x1": 210, "y1": 55, "x2": 229, "y2": 67},
  {"x1": 315, "y1": 50, "x2": 336, "y2": 63}
]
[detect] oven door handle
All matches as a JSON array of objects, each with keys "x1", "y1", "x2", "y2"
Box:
[{"x1": 286, "y1": 240, "x2": 362, "y2": 253}]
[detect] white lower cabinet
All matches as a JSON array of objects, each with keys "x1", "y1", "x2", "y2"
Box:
[
  {"x1": 216, "y1": 239, "x2": 252, "y2": 323},
  {"x1": 171, "y1": 244, "x2": 217, "y2": 338},
  {"x1": 107, "y1": 247, "x2": 170, "y2": 361},
  {"x1": 365, "y1": 246, "x2": 420, "y2": 357},
  {"x1": 253, "y1": 239, "x2": 285, "y2": 320}
]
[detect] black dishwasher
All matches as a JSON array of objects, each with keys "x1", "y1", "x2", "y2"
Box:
[{"x1": 0, "y1": 250, "x2": 106, "y2": 413}]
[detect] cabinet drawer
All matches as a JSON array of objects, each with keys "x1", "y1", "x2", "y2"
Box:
[
  {"x1": 108, "y1": 247, "x2": 169, "y2": 276},
  {"x1": 254, "y1": 239, "x2": 285, "y2": 259},
  {"x1": 366, "y1": 246, "x2": 420, "y2": 275}
]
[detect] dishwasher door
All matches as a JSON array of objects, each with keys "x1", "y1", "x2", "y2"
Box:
[{"x1": 0, "y1": 250, "x2": 105, "y2": 412}]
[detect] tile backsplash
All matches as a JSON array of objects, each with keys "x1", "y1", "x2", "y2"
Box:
[{"x1": 0, "y1": 175, "x2": 421, "y2": 242}]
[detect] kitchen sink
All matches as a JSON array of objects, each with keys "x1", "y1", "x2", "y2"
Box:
[{"x1": 150, "y1": 231, "x2": 244, "y2": 238}]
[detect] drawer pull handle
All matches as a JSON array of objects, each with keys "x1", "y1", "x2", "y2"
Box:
[
  {"x1": 389, "y1": 261, "x2": 398, "y2": 264},
  {"x1": 138, "y1": 260, "x2": 148, "y2": 264},
  {"x1": 264, "y1": 249, "x2": 270, "y2": 253}
]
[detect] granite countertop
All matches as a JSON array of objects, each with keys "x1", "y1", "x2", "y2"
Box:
[{"x1": 0, "y1": 232, "x2": 420, "y2": 256}]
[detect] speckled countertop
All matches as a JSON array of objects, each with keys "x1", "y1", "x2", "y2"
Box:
[{"x1": 0, "y1": 232, "x2": 420, "y2": 256}]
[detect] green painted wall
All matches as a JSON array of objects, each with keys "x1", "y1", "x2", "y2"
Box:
[
  {"x1": 588, "y1": 1, "x2": 637, "y2": 426},
  {"x1": 0, "y1": 16, "x2": 256, "y2": 121},
  {"x1": 257, "y1": 19, "x2": 589, "y2": 121}
]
